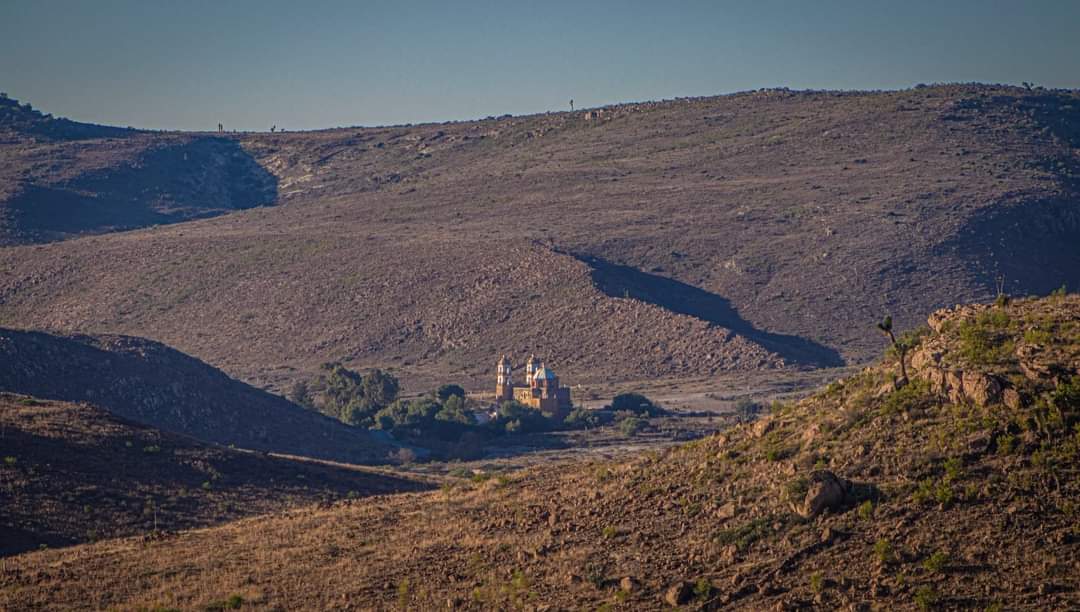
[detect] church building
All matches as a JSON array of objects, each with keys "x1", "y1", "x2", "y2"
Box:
[{"x1": 495, "y1": 354, "x2": 572, "y2": 419}]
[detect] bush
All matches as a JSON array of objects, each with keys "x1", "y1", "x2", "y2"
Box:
[
  {"x1": 914, "y1": 586, "x2": 937, "y2": 610},
  {"x1": 610, "y1": 393, "x2": 665, "y2": 417},
  {"x1": 563, "y1": 407, "x2": 612, "y2": 429},
  {"x1": 618, "y1": 417, "x2": 646, "y2": 436},
  {"x1": 734, "y1": 397, "x2": 762, "y2": 422},
  {"x1": 922, "y1": 551, "x2": 949, "y2": 573},
  {"x1": 436, "y1": 384, "x2": 466, "y2": 402},
  {"x1": 489, "y1": 400, "x2": 556, "y2": 435},
  {"x1": 956, "y1": 310, "x2": 1014, "y2": 365},
  {"x1": 874, "y1": 538, "x2": 894, "y2": 563}
]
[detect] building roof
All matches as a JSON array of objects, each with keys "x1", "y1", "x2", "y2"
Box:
[{"x1": 533, "y1": 366, "x2": 557, "y2": 380}]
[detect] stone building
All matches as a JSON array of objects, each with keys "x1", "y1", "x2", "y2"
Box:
[{"x1": 495, "y1": 354, "x2": 572, "y2": 418}]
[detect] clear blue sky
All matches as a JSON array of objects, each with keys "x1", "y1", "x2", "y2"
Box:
[{"x1": 2, "y1": 1, "x2": 1078, "y2": 131}]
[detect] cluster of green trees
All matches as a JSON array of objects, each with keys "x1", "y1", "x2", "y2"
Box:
[
  {"x1": 563, "y1": 392, "x2": 666, "y2": 435},
  {"x1": 290, "y1": 363, "x2": 665, "y2": 453},
  {"x1": 289, "y1": 362, "x2": 400, "y2": 427}
]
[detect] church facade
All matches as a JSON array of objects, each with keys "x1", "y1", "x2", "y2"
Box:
[{"x1": 495, "y1": 354, "x2": 572, "y2": 419}]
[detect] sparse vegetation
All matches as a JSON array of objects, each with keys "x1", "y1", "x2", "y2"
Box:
[{"x1": 3, "y1": 86, "x2": 1080, "y2": 610}]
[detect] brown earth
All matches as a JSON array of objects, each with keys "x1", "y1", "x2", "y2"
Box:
[
  {"x1": 3, "y1": 294, "x2": 1077, "y2": 610},
  {"x1": 0, "y1": 327, "x2": 399, "y2": 464},
  {"x1": 2, "y1": 85, "x2": 1079, "y2": 391},
  {"x1": 0, "y1": 393, "x2": 430, "y2": 557}
]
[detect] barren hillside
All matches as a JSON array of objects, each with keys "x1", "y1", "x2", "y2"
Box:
[
  {"x1": 0, "y1": 328, "x2": 398, "y2": 464},
  {"x1": 0, "y1": 394, "x2": 428, "y2": 556},
  {"x1": 3, "y1": 294, "x2": 1077, "y2": 610},
  {"x1": 1, "y1": 85, "x2": 1078, "y2": 389}
]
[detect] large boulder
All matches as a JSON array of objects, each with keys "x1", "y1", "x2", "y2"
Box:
[
  {"x1": 961, "y1": 371, "x2": 1003, "y2": 407},
  {"x1": 796, "y1": 471, "x2": 851, "y2": 519}
]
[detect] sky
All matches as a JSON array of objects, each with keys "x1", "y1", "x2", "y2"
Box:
[{"x1": 1, "y1": 1, "x2": 1078, "y2": 132}]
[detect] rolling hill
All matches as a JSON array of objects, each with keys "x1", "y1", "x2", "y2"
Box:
[
  {"x1": 2, "y1": 294, "x2": 1076, "y2": 610},
  {"x1": 1, "y1": 85, "x2": 1078, "y2": 392},
  {"x1": 0, "y1": 393, "x2": 429, "y2": 556},
  {"x1": 0, "y1": 327, "x2": 398, "y2": 464}
]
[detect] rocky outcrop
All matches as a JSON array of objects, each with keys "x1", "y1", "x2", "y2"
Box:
[{"x1": 795, "y1": 471, "x2": 852, "y2": 519}]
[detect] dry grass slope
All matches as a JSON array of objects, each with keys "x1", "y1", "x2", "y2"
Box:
[
  {"x1": 0, "y1": 395, "x2": 431, "y2": 557},
  {"x1": 3, "y1": 295, "x2": 1077, "y2": 610}
]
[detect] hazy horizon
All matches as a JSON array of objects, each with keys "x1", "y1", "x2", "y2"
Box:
[{"x1": 3, "y1": 0, "x2": 1079, "y2": 132}]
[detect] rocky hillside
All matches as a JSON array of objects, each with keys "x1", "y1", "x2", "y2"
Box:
[
  {"x1": 2, "y1": 294, "x2": 1077, "y2": 610},
  {"x1": 1, "y1": 85, "x2": 1079, "y2": 389},
  {"x1": 0, "y1": 328, "x2": 398, "y2": 464},
  {"x1": 0, "y1": 95, "x2": 276, "y2": 245},
  {"x1": 0, "y1": 394, "x2": 428, "y2": 556}
]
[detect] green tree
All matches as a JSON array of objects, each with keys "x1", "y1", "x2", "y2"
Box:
[
  {"x1": 436, "y1": 395, "x2": 473, "y2": 425},
  {"x1": 436, "y1": 384, "x2": 466, "y2": 402},
  {"x1": 610, "y1": 393, "x2": 663, "y2": 416},
  {"x1": 363, "y1": 369, "x2": 400, "y2": 408}
]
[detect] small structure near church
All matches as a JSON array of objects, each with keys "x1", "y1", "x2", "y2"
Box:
[{"x1": 495, "y1": 354, "x2": 572, "y2": 419}]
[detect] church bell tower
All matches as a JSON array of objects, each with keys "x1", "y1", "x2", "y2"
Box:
[{"x1": 495, "y1": 355, "x2": 513, "y2": 401}]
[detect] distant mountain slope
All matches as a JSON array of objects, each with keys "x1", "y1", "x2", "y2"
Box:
[
  {"x1": 0, "y1": 95, "x2": 276, "y2": 244},
  {"x1": 1, "y1": 85, "x2": 1078, "y2": 387},
  {"x1": 0, "y1": 328, "x2": 396, "y2": 464},
  {"x1": 0, "y1": 394, "x2": 429, "y2": 556},
  {"x1": 4, "y1": 294, "x2": 1076, "y2": 610}
]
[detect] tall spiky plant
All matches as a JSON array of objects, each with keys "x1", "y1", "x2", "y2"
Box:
[{"x1": 877, "y1": 315, "x2": 910, "y2": 384}]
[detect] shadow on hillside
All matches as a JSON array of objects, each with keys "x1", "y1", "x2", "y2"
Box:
[
  {"x1": 0, "y1": 328, "x2": 393, "y2": 465},
  {"x1": 0, "y1": 417, "x2": 431, "y2": 557},
  {"x1": 945, "y1": 196, "x2": 1080, "y2": 298},
  {"x1": 575, "y1": 254, "x2": 845, "y2": 368},
  {"x1": 4, "y1": 136, "x2": 277, "y2": 243}
]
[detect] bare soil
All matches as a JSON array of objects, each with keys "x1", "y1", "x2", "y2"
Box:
[{"x1": 1, "y1": 85, "x2": 1078, "y2": 393}]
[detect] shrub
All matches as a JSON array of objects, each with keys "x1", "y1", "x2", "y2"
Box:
[
  {"x1": 618, "y1": 417, "x2": 646, "y2": 436},
  {"x1": 881, "y1": 378, "x2": 936, "y2": 415},
  {"x1": 810, "y1": 572, "x2": 824, "y2": 594},
  {"x1": 609, "y1": 393, "x2": 665, "y2": 417},
  {"x1": 943, "y1": 457, "x2": 964, "y2": 483},
  {"x1": 956, "y1": 310, "x2": 1014, "y2": 365},
  {"x1": 734, "y1": 397, "x2": 762, "y2": 422},
  {"x1": 563, "y1": 407, "x2": 612, "y2": 429},
  {"x1": 489, "y1": 401, "x2": 555, "y2": 435},
  {"x1": 914, "y1": 586, "x2": 937, "y2": 610},
  {"x1": 922, "y1": 551, "x2": 949, "y2": 573},
  {"x1": 874, "y1": 538, "x2": 894, "y2": 563},
  {"x1": 436, "y1": 384, "x2": 466, "y2": 401},
  {"x1": 784, "y1": 476, "x2": 810, "y2": 505},
  {"x1": 1023, "y1": 327, "x2": 1053, "y2": 345},
  {"x1": 693, "y1": 578, "x2": 714, "y2": 600},
  {"x1": 858, "y1": 500, "x2": 874, "y2": 520}
]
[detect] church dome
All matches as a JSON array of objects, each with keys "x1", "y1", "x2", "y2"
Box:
[{"x1": 533, "y1": 366, "x2": 556, "y2": 380}]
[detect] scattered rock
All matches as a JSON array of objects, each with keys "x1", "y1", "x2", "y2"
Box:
[
  {"x1": 797, "y1": 471, "x2": 851, "y2": 519},
  {"x1": 664, "y1": 582, "x2": 693, "y2": 606},
  {"x1": 962, "y1": 371, "x2": 1002, "y2": 406},
  {"x1": 752, "y1": 418, "x2": 775, "y2": 438},
  {"x1": 715, "y1": 502, "x2": 737, "y2": 520},
  {"x1": 620, "y1": 576, "x2": 638, "y2": 593},
  {"x1": 1003, "y1": 387, "x2": 1023, "y2": 409}
]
